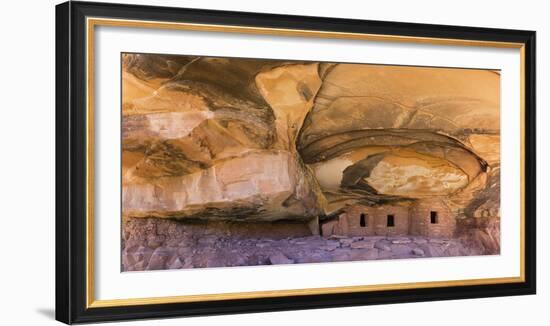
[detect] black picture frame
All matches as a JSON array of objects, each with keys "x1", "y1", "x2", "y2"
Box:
[{"x1": 56, "y1": 1, "x2": 536, "y2": 324}]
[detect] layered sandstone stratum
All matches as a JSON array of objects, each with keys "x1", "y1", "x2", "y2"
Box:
[{"x1": 121, "y1": 54, "x2": 500, "y2": 271}]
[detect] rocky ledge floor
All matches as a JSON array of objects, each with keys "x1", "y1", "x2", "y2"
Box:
[{"x1": 122, "y1": 218, "x2": 491, "y2": 271}]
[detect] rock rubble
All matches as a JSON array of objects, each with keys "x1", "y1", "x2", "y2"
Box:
[{"x1": 122, "y1": 218, "x2": 491, "y2": 271}]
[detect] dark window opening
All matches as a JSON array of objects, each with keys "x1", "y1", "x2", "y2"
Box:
[
  {"x1": 430, "y1": 211, "x2": 438, "y2": 224},
  {"x1": 360, "y1": 213, "x2": 367, "y2": 227},
  {"x1": 387, "y1": 215, "x2": 395, "y2": 227}
]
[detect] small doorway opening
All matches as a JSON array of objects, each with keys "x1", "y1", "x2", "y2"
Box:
[
  {"x1": 430, "y1": 211, "x2": 438, "y2": 224},
  {"x1": 360, "y1": 213, "x2": 367, "y2": 227},
  {"x1": 387, "y1": 215, "x2": 395, "y2": 227}
]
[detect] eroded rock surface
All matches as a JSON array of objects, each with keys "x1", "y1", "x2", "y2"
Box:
[
  {"x1": 122, "y1": 218, "x2": 495, "y2": 271},
  {"x1": 123, "y1": 150, "x2": 322, "y2": 221},
  {"x1": 121, "y1": 54, "x2": 501, "y2": 270},
  {"x1": 122, "y1": 55, "x2": 325, "y2": 221},
  {"x1": 298, "y1": 64, "x2": 498, "y2": 212}
]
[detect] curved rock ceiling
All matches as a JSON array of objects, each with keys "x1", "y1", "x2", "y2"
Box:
[
  {"x1": 364, "y1": 150, "x2": 469, "y2": 197},
  {"x1": 299, "y1": 63, "x2": 497, "y2": 209},
  {"x1": 121, "y1": 54, "x2": 500, "y2": 221},
  {"x1": 298, "y1": 63, "x2": 499, "y2": 145}
]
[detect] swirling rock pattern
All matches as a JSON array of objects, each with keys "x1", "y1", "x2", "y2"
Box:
[
  {"x1": 122, "y1": 55, "x2": 326, "y2": 221},
  {"x1": 299, "y1": 64, "x2": 497, "y2": 209},
  {"x1": 121, "y1": 53, "x2": 501, "y2": 270}
]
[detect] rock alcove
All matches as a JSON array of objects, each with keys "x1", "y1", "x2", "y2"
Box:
[{"x1": 121, "y1": 54, "x2": 501, "y2": 270}]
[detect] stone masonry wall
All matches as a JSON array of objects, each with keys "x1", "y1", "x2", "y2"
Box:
[
  {"x1": 321, "y1": 204, "x2": 410, "y2": 237},
  {"x1": 371, "y1": 205, "x2": 410, "y2": 236},
  {"x1": 409, "y1": 199, "x2": 455, "y2": 238}
]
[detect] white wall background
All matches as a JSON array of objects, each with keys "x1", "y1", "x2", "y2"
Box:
[{"x1": 0, "y1": 0, "x2": 546, "y2": 324}]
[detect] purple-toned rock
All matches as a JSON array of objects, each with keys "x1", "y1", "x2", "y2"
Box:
[
  {"x1": 147, "y1": 247, "x2": 170, "y2": 270},
  {"x1": 339, "y1": 238, "x2": 354, "y2": 247},
  {"x1": 413, "y1": 238, "x2": 428, "y2": 244},
  {"x1": 319, "y1": 241, "x2": 340, "y2": 251},
  {"x1": 350, "y1": 249, "x2": 379, "y2": 260},
  {"x1": 350, "y1": 240, "x2": 376, "y2": 249},
  {"x1": 412, "y1": 248, "x2": 425, "y2": 256},
  {"x1": 269, "y1": 253, "x2": 294, "y2": 265},
  {"x1": 168, "y1": 257, "x2": 184, "y2": 269},
  {"x1": 391, "y1": 238, "x2": 412, "y2": 244},
  {"x1": 124, "y1": 245, "x2": 153, "y2": 269},
  {"x1": 390, "y1": 244, "x2": 413, "y2": 257},
  {"x1": 374, "y1": 240, "x2": 391, "y2": 251}
]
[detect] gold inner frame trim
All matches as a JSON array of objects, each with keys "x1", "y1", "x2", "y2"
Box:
[{"x1": 85, "y1": 17, "x2": 527, "y2": 309}]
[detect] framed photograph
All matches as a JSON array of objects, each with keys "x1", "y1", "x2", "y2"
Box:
[{"x1": 56, "y1": 1, "x2": 536, "y2": 324}]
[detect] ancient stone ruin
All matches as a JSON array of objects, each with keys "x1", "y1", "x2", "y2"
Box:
[
  {"x1": 121, "y1": 54, "x2": 501, "y2": 270},
  {"x1": 321, "y1": 199, "x2": 455, "y2": 238}
]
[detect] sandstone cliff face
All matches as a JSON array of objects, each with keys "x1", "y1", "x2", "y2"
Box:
[
  {"x1": 121, "y1": 54, "x2": 502, "y2": 270},
  {"x1": 121, "y1": 54, "x2": 500, "y2": 231},
  {"x1": 123, "y1": 150, "x2": 322, "y2": 221},
  {"x1": 298, "y1": 64, "x2": 498, "y2": 217},
  {"x1": 122, "y1": 55, "x2": 325, "y2": 221}
]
